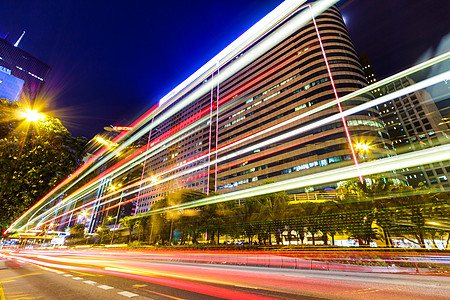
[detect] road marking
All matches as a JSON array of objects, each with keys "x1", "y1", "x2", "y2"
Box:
[
  {"x1": 118, "y1": 291, "x2": 139, "y2": 297},
  {"x1": 72, "y1": 277, "x2": 83, "y2": 280},
  {"x1": 63, "y1": 274, "x2": 72, "y2": 277},
  {"x1": 83, "y1": 280, "x2": 97, "y2": 285},
  {"x1": 73, "y1": 271, "x2": 97, "y2": 277},
  {"x1": 132, "y1": 284, "x2": 147, "y2": 288},
  {"x1": 98, "y1": 285, "x2": 114, "y2": 290}
]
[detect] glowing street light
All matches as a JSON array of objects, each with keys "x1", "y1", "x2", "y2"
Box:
[
  {"x1": 81, "y1": 210, "x2": 89, "y2": 218},
  {"x1": 95, "y1": 136, "x2": 118, "y2": 147},
  {"x1": 355, "y1": 143, "x2": 370, "y2": 152},
  {"x1": 150, "y1": 176, "x2": 159, "y2": 184},
  {"x1": 21, "y1": 109, "x2": 44, "y2": 122}
]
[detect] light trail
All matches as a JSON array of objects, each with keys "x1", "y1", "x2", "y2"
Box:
[
  {"x1": 4, "y1": 0, "x2": 315, "y2": 233},
  {"x1": 15, "y1": 67, "x2": 450, "y2": 232},
  {"x1": 20, "y1": 47, "x2": 313, "y2": 230},
  {"x1": 5, "y1": 3, "x2": 449, "y2": 233},
  {"x1": 142, "y1": 142, "x2": 450, "y2": 215},
  {"x1": 310, "y1": 6, "x2": 363, "y2": 183}
]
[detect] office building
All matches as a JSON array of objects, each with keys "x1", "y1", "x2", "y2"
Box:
[
  {"x1": 135, "y1": 5, "x2": 394, "y2": 213},
  {"x1": 381, "y1": 77, "x2": 450, "y2": 189},
  {"x1": 359, "y1": 55, "x2": 450, "y2": 190},
  {"x1": 0, "y1": 37, "x2": 51, "y2": 103},
  {"x1": 6, "y1": 1, "x2": 397, "y2": 235},
  {"x1": 0, "y1": 66, "x2": 24, "y2": 102}
]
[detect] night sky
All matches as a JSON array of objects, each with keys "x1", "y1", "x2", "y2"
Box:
[{"x1": 0, "y1": 0, "x2": 449, "y2": 138}]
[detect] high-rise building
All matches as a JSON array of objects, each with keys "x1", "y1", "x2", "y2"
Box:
[
  {"x1": 358, "y1": 55, "x2": 450, "y2": 190},
  {"x1": 0, "y1": 37, "x2": 51, "y2": 103},
  {"x1": 135, "y1": 5, "x2": 394, "y2": 213},
  {"x1": 5, "y1": 1, "x2": 399, "y2": 235},
  {"x1": 0, "y1": 66, "x2": 24, "y2": 102},
  {"x1": 380, "y1": 78, "x2": 450, "y2": 189}
]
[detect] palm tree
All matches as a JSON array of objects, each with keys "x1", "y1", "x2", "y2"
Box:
[
  {"x1": 119, "y1": 216, "x2": 135, "y2": 243},
  {"x1": 256, "y1": 187, "x2": 291, "y2": 245},
  {"x1": 134, "y1": 219, "x2": 143, "y2": 242}
]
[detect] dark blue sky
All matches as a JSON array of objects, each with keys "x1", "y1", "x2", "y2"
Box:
[{"x1": 1, "y1": 0, "x2": 448, "y2": 138}]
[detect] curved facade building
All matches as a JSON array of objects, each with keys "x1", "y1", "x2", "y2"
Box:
[
  {"x1": 214, "y1": 6, "x2": 393, "y2": 192},
  {"x1": 136, "y1": 5, "x2": 394, "y2": 211},
  {"x1": 6, "y1": 1, "x2": 395, "y2": 235}
]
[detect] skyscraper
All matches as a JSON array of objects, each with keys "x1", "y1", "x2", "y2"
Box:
[
  {"x1": 135, "y1": 4, "x2": 393, "y2": 213},
  {"x1": 381, "y1": 77, "x2": 450, "y2": 189},
  {"x1": 0, "y1": 36, "x2": 51, "y2": 103},
  {"x1": 358, "y1": 54, "x2": 450, "y2": 190},
  {"x1": 6, "y1": 1, "x2": 399, "y2": 235}
]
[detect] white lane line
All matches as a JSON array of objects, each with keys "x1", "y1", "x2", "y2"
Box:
[
  {"x1": 118, "y1": 291, "x2": 139, "y2": 298},
  {"x1": 63, "y1": 274, "x2": 72, "y2": 277},
  {"x1": 83, "y1": 280, "x2": 97, "y2": 285},
  {"x1": 72, "y1": 277, "x2": 83, "y2": 280},
  {"x1": 98, "y1": 285, "x2": 114, "y2": 290}
]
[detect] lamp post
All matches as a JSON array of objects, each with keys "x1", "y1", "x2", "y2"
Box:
[
  {"x1": 354, "y1": 143, "x2": 371, "y2": 161},
  {"x1": 21, "y1": 108, "x2": 45, "y2": 123}
]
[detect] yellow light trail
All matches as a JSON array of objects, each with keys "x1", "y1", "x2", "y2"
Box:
[
  {"x1": 14, "y1": 67, "x2": 450, "y2": 232},
  {"x1": 6, "y1": 2, "x2": 450, "y2": 233}
]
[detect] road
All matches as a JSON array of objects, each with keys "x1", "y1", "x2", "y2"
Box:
[{"x1": 0, "y1": 249, "x2": 449, "y2": 299}]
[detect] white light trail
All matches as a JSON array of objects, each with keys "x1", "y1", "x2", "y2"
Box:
[
  {"x1": 15, "y1": 1, "x2": 337, "y2": 226},
  {"x1": 15, "y1": 67, "x2": 450, "y2": 232},
  {"x1": 10, "y1": 1, "x2": 339, "y2": 232},
  {"x1": 144, "y1": 143, "x2": 450, "y2": 215},
  {"x1": 7, "y1": 2, "x2": 450, "y2": 233}
]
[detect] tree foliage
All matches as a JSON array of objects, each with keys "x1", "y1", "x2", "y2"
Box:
[
  {"x1": 115, "y1": 176, "x2": 449, "y2": 249},
  {"x1": 0, "y1": 98, "x2": 87, "y2": 233}
]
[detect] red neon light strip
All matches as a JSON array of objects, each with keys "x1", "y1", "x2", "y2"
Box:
[
  {"x1": 310, "y1": 8, "x2": 363, "y2": 184},
  {"x1": 10, "y1": 36, "x2": 314, "y2": 234}
]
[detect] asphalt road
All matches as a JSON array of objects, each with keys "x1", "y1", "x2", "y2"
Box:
[{"x1": 1, "y1": 249, "x2": 449, "y2": 299}]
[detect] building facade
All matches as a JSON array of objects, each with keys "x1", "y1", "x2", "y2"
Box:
[
  {"x1": 380, "y1": 77, "x2": 450, "y2": 189},
  {"x1": 135, "y1": 5, "x2": 393, "y2": 214},
  {"x1": 0, "y1": 37, "x2": 51, "y2": 103},
  {"x1": 0, "y1": 66, "x2": 24, "y2": 101},
  {"x1": 358, "y1": 55, "x2": 450, "y2": 190}
]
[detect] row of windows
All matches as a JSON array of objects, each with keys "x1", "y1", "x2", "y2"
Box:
[
  {"x1": 220, "y1": 154, "x2": 352, "y2": 189},
  {"x1": 218, "y1": 131, "x2": 350, "y2": 179},
  {"x1": 219, "y1": 77, "x2": 329, "y2": 131},
  {"x1": 347, "y1": 119, "x2": 383, "y2": 128}
]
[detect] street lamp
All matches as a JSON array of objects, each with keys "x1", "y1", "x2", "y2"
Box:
[
  {"x1": 150, "y1": 176, "x2": 159, "y2": 184},
  {"x1": 81, "y1": 210, "x2": 89, "y2": 219},
  {"x1": 354, "y1": 143, "x2": 370, "y2": 152},
  {"x1": 21, "y1": 109, "x2": 44, "y2": 122}
]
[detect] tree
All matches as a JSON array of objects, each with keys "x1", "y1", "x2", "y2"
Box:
[
  {"x1": 66, "y1": 223, "x2": 86, "y2": 245},
  {"x1": 96, "y1": 225, "x2": 112, "y2": 244},
  {"x1": 255, "y1": 182, "x2": 291, "y2": 245},
  {"x1": 119, "y1": 216, "x2": 135, "y2": 243},
  {"x1": 0, "y1": 99, "x2": 87, "y2": 233},
  {"x1": 336, "y1": 176, "x2": 414, "y2": 246}
]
